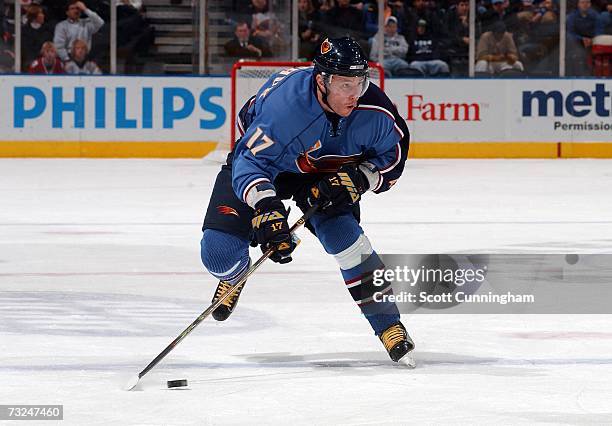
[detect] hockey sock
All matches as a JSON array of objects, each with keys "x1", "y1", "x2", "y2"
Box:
[
  {"x1": 337, "y1": 244, "x2": 400, "y2": 335},
  {"x1": 309, "y1": 212, "x2": 400, "y2": 336},
  {"x1": 200, "y1": 229, "x2": 250, "y2": 283}
]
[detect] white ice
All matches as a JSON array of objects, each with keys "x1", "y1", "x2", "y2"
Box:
[{"x1": 1, "y1": 158, "x2": 612, "y2": 425}]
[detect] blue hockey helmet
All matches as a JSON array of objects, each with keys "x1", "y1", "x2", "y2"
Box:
[{"x1": 313, "y1": 37, "x2": 369, "y2": 78}]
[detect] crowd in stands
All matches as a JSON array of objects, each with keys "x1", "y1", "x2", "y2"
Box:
[
  {"x1": 0, "y1": 0, "x2": 610, "y2": 76},
  {"x1": 0, "y1": 0, "x2": 154, "y2": 74},
  {"x1": 227, "y1": 0, "x2": 611, "y2": 77}
]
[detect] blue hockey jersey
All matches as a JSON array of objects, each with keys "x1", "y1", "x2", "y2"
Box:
[{"x1": 232, "y1": 66, "x2": 410, "y2": 204}]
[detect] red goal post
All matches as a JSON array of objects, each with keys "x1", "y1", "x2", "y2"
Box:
[{"x1": 228, "y1": 61, "x2": 385, "y2": 150}]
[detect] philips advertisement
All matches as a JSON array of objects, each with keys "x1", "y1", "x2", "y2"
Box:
[{"x1": 1, "y1": 75, "x2": 228, "y2": 142}]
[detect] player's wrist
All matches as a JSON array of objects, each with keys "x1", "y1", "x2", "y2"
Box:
[
  {"x1": 358, "y1": 162, "x2": 379, "y2": 193},
  {"x1": 245, "y1": 181, "x2": 277, "y2": 209}
]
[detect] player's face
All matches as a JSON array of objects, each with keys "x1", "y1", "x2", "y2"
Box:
[{"x1": 324, "y1": 75, "x2": 367, "y2": 117}]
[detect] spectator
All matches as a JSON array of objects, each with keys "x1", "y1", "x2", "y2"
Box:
[
  {"x1": 28, "y1": 41, "x2": 64, "y2": 74},
  {"x1": 596, "y1": 0, "x2": 611, "y2": 34},
  {"x1": 364, "y1": 0, "x2": 406, "y2": 38},
  {"x1": 445, "y1": 0, "x2": 470, "y2": 74},
  {"x1": 224, "y1": 21, "x2": 272, "y2": 58},
  {"x1": 319, "y1": 0, "x2": 335, "y2": 12},
  {"x1": 514, "y1": 0, "x2": 538, "y2": 46},
  {"x1": 321, "y1": 0, "x2": 366, "y2": 42},
  {"x1": 298, "y1": 0, "x2": 324, "y2": 60},
  {"x1": 116, "y1": 0, "x2": 155, "y2": 73},
  {"x1": 389, "y1": 0, "x2": 407, "y2": 21},
  {"x1": 21, "y1": 5, "x2": 54, "y2": 71},
  {"x1": 249, "y1": 0, "x2": 284, "y2": 52},
  {"x1": 479, "y1": 0, "x2": 519, "y2": 34},
  {"x1": 40, "y1": 1, "x2": 65, "y2": 26},
  {"x1": 123, "y1": 0, "x2": 142, "y2": 10},
  {"x1": 516, "y1": 0, "x2": 536, "y2": 23},
  {"x1": 532, "y1": 0, "x2": 558, "y2": 25},
  {"x1": 403, "y1": 0, "x2": 445, "y2": 39},
  {"x1": 370, "y1": 16, "x2": 414, "y2": 76},
  {"x1": 53, "y1": 0, "x2": 104, "y2": 62},
  {"x1": 519, "y1": 0, "x2": 559, "y2": 73},
  {"x1": 407, "y1": 18, "x2": 450, "y2": 75},
  {"x1": 64, "y1": 38, "x2": 101, "y2": 74},
  {"x1": 475, "y1": 21, "x2": 524, "y2": 74},
  {"x1": 566, "y1": 0, "x2": 599, "y2": 75},
  {"x1": 0, "y1": 0, "x2": 5, "y2": 38},
  {"x1": 351, "y1": 0, "x2": 365, "y2": 9},
  {"x1": 0, "y1": 39, "x2": 14, "y2": 73},
  {"x1": 446, "y1": 0, "x2": 470, "y2": 48}
]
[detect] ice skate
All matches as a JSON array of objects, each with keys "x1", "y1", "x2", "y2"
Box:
[
  {"x1": 379, "y1": 322, "x2": 416, "y2": 368},
  {"x1": 211, "y1": 280, "x2": 246, "y2": 321}
]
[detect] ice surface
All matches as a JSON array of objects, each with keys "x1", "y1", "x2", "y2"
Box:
[{"x1": 1, "y1": 159, "x2": 612, "y2": 425}]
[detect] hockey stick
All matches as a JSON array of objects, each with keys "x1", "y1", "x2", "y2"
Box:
[{"x1": 124, "y1": 204, "x2": 319, "y2": 391}]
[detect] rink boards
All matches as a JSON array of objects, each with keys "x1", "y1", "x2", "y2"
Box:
[{"x1": 0, "y1": 75, "x2": 609, "y2": 158}]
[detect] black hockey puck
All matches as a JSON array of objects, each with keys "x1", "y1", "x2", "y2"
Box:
[
  {"x1": 167, "y1": 379, "x2": 188, "y2": 388},
  {"x1": 565, "y1": 254, "x2": 579, "y2": 265}
]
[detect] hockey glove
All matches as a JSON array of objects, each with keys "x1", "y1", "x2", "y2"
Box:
[
  {"x1": 251, "y1": 197, "x2": 296, "y2": 264},
  {"x1": 308, "y1": 164, "x2": 370, "y2": 215}
]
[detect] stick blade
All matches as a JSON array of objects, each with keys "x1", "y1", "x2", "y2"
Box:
[{"x1": 124, "y1": 374, "x2": 141, "y2": 391}]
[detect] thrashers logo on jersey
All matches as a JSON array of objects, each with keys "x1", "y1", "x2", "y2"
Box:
[
  {"x1": 296, "y1": 152, "x2": 362, "y2": 173},
  {"x1": 296, "y1": 139, "x2": 363, "y2": 173},
  {"x1": 217, "y1": 206, "x2": 240, "y2": 217}
]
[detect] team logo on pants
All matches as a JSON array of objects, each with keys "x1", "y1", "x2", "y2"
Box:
[{"x1": 217, "y1": 205, "x2": 240, "y2": 217}]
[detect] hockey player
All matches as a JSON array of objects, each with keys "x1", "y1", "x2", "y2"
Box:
[{"x1": 200, "y1": 37, "x2": 414, "y2": 365}]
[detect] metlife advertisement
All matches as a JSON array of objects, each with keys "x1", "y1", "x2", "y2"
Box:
[{"x1": 384, "y1": 79, "x2": 611, "y2": 143}]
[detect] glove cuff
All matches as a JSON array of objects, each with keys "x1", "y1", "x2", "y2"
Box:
[
  {"x1": 254, "y1": 196, "x2": 286, "y2": 213},
  {"x1": 358, "y1": 162, "x2": 380, "y2": 192},
  {"x1": 245, "y1": 180, "x2": 277, "y2": 209}
]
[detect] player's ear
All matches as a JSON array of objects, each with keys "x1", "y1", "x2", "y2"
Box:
[{"x1": 315, "y1": 74, "x2": 325, "y2": 91}]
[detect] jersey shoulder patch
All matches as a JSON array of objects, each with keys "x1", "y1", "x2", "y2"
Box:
[{"x1": 358, "y1": 84, "x2": 409, "y2": 138}]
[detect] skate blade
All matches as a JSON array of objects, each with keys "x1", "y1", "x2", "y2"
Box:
[{"x1": 398, "y1": 353, "x2": 416, "y2": 369}]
